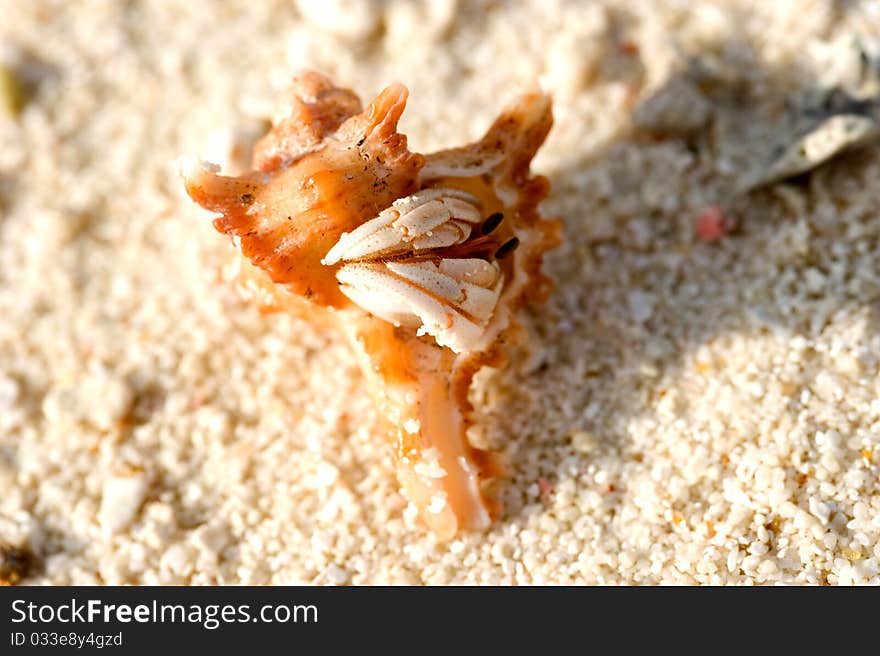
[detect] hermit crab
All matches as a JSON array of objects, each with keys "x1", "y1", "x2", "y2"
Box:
[{"x1": 182, "y1": 72, "x2": 561, "y2": 538}]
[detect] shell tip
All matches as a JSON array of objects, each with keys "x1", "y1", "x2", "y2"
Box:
[{"x1": 178, "y1": 156, "x2": 220, "y2": 182}]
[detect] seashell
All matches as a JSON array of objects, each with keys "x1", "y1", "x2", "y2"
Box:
[
  {"x1": 182, "y1": 71, "x2": 561, "y2": 538},
  {"x1": 736, "y1": 37, "x2": 880, "y2": 194}
]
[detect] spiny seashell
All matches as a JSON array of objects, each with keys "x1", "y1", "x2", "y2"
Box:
[{"x1": 182, "y1": 71, "x2": 561, "y2": 538}]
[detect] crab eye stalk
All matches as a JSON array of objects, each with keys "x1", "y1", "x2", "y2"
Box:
[
  {"x1": 481, "y1": 212, "x2": 504, "y2": 235},
  {"x1": 493, "y1": 236, "x2": 520, "y2": 260}
]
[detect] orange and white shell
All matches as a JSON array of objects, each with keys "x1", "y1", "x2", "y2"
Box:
[{"x1": 182, "y1": 71, "x2": 561, "y2": 539}]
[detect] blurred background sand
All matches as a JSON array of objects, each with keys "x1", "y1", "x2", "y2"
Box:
[{"x1": 1, "y1": 0, "x2": 879, "y2": 584}]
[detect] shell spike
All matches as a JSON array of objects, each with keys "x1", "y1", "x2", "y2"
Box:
[
  {"x1": 180, "y1": 158, "x2": 266, "y2": 214},
  {"x1": 364, "y1": 82, "x2": 409, "y2": 138},
  {"x1": 337, "y1": 82, "x2": 419, "y2": 163}
]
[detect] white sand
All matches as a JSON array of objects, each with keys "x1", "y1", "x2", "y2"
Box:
[{"x1": 1, "y1": 0, "x2": 879, "y2": 584}]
